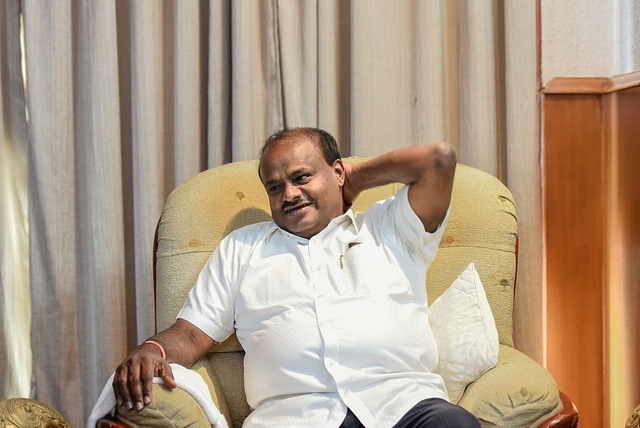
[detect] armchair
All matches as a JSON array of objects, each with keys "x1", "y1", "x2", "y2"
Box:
[{"x1": 99, "y1": 160, "x2": 578, "y2": 427}]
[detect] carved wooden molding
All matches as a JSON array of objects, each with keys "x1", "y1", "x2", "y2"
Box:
[
  {"x1": 627, "y1": 404, "x2": 640, "y2": 428},
  {"x1": 0, "y1": 398, "x2": 70, "y2": 428}
]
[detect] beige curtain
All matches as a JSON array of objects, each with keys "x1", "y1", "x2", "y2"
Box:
[
  {"x1": 0, "y1": 0, "x2": 31, "y2": 400},
  {"x1": 1, "y1": 1, "x2": 540, "y2": 426}
]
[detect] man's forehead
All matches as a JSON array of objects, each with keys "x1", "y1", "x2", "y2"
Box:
[{"x1": 261, "y1": 138, "x2": 322, "y2": 165}]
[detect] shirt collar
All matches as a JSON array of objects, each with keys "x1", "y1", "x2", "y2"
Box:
[{"x1": 265, "y1": 206, "x2": 359, "y2": 243}]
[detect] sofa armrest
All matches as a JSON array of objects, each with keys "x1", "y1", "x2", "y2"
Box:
[
  {"x1": 106, "y1": 364, "x2": 232, "y2": 428},
  {"x1": 536, "y1": 391, "x2": 578, "y2": 428},
  {"x1": 96, "y1": 413, "x2": 132, "y2": 428},
  {"x1": 113, "y1": 383, "x2": 211, "y2": 427},
  {"x1": 458, "y1": 345, "x2": 564, "y2": 427}
]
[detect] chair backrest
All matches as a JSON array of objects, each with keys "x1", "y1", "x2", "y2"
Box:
[{"x1": 154, "y1": 159, "x2": 517, "y2": 425}]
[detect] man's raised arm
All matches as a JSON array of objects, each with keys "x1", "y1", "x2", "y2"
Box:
[{"x1": 342, "y1": 143, "x2": 456, "y2": 233}]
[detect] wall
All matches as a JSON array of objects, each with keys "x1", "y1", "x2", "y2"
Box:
[{"x1": 541, "y1": 0, "x2": 640, "y2": 84}]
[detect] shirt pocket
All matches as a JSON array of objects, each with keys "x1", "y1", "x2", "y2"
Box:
[{"x1": 339, "y1": 243, "x2": 409, "y2": 296}]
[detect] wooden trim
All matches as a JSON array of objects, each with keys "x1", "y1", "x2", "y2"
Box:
[
  {"x1": 544, "y1": 94, "x2": 606, "y2": 428},
  {"x1": 537, "y1": 391, "x2": 579, "y2": 428},
  {"x1": 543, "y1": 83, "x2": 640, "y2": 427},
  {"x1": 543, "y1": 70, "x2": 640, "y2": 94}
]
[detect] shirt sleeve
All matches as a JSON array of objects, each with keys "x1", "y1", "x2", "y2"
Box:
[
  {"x1": 366, "y1": 185, "x2": 451, "y2": 270},
  {"x1": 177, "y1": 235, "x2": 241, "y2": 344}
]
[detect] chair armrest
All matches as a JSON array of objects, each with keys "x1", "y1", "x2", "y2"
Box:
[
  {"x1": 536, "y1": 391, "x2": 578, "y2": 428},
  {"x1": 95, "y1": 364, "x2": 232, "y2": 428},
  {"x1": 458, "y1": 345, "x2": 565, "y2": 427},
  {"x1": 96, "y1": 413, "x2": 132, "y2": 428}
]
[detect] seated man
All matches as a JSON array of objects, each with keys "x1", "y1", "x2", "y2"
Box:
[{"x1": 113, "y1": 127, "x2": 479, "y2": 428}]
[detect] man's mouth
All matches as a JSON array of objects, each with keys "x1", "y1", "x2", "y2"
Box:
[{"x1": 283, "y1": 202, "x2": 312, "y2": 216}]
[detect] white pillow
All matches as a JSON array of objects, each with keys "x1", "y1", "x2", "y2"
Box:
[{"x1": 428, "y1": 262, "x2": 499, "y2": 403}]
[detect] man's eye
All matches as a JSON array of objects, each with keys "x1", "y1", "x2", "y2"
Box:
[
  {"x1": 296, "y1": 175, "x2": 310, "y2": 182},
  {"x1": 269, "y1": 185, "x2": 282, "y2": 193}
]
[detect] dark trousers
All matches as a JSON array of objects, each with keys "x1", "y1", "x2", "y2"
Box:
[{"x1": 340, "y1": 398, "x2": 480, "y2": 428}]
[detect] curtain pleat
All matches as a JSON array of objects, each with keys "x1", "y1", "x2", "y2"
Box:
[
  {"x1": 23, "y1": 0, "x2": 80, "y2": 420},
  {"x1": 207, "y1": 0, "x2": 232, "y2": 166},
  {"x1": 504, "y1": 1, "x2": 543, "y2": 363},
  {"x1": 457, "y1": 1, "x2": 500, "y2": 176},
  {"x1": 170, "y1": 1, "x2": 208, "y2": 180},
  {"x1": 0, "y1": 0, "x2": 31, "y2": 400},
  {"x1": 276, "y1": 0, "x2": 319, "y2": 128},
  {"x1": 230, "y1": 1, "x2": 283, "y2": 161},
  {"x1": 115, "y1": 0, "x2": 164, "y2": 345},
  {"x1": 23, "y1": 0, "x2": 127, "y2": 422},
  {"x1": 1, "y1": 1, "x2": 542, "y2": 425}
]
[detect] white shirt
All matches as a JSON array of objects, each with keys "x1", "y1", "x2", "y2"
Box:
[{"x1": 179, "y1": 186, "x2": 450, "y2": 427}]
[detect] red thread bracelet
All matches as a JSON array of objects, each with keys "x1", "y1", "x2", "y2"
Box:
[{"x1": 142, "y1": 340, "x2": 166, "y2": 359}]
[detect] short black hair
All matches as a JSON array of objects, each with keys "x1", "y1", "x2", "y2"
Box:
[
  {"x1": 258, "y1": 127, "x2": 340, "y2": 181},
  {"x1": 259, "y1": 127, "x2": 341, "y2": 166}
]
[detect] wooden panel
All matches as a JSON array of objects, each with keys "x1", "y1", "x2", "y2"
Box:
[
  {"x1": 605, "y1": 86, "x2": 640, "y2": 427},
  {"x1": 544, "y1": 83, "x2": 640, "y2": 428},
  {"x1": 544, "y1": 94, "x2": 605, "y2": 428}
]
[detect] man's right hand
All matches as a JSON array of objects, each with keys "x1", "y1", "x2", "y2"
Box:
[
  {"x1": 111, "y1": 319, "x2": 215, "y2": 410},
  {"x1": 112, "y1": 342, "x2": 177, "y2": 411}
]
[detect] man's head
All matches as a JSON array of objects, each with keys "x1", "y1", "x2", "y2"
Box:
[{"x1": 258, "y1": 128, "x2": 346, "y2": 239}]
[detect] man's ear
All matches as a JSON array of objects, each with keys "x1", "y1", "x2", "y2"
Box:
[{"x1": 333, "y1": 159, "x2": 346, "y2": 186}]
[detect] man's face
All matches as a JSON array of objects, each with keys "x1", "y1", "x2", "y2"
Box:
[{"x1": 259, "y1": 138, "x2": 345, "y2": 239}]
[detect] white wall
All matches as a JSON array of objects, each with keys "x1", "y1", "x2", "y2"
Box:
[{"x1": 541, "y1": 0, "x2": 640, "y2": 86}]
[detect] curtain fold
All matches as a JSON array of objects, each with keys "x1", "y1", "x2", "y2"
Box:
[
  {"x1": 24, "y1": 0, "x2": 128, "y2": 419},
  {"x1": 0, "y1": 0, "x2": 31, "y2": 400},
  {"x1": 1, "y1": 1, "x2": 542, "y2": 425},
  {"x1": 504, "y1": 0, "x2": 542, "y2": 363}
]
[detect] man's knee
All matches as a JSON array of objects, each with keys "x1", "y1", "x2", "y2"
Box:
[
  {"x1": 394, "y1": 398, "x2": 480, "y2": 428},
  {"x1": 436, "y1": 402, "x2": 479, "y2": 428}
]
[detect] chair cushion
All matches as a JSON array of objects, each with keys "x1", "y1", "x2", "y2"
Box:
[
  {"x1": 458, "y1": 345, "x2": 562, "y2": 427},
  {"x1": 429, "y1": 262, "x2": 499, "y2": 403}
]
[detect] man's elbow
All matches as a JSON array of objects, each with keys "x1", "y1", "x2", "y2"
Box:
[{"x1": 430, "y1": 142, "x2": 457, "y2": 178}]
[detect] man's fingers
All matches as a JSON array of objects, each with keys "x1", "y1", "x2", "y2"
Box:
[
  {"x1": 140, "y1": 362, "x2": 157, "y2": 407},
  {"x1": 127, "y1": 366, "x2": 145, "y2": 410},
  {"x1": 113, "y1": 363, "x2": 134, "y2": 410},
  {"x1": 160, "y1": 363, "x2": 177, "y2": 389},
  {"x1": 139, "y1": 359, "x2": 176, "y2": 404}
]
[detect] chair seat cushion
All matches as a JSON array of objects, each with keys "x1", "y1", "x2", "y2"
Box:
[{"x1": 458, "y1": 345, "x2": 563, "y2": 427}]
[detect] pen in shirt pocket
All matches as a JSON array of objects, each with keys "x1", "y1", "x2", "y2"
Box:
[{"x1": 339, "y1": 242, "x2": 361, "y2": 268}]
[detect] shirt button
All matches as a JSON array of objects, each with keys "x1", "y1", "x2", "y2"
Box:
[
  {"x1": 344, "y1": 392, "x2": 350, "y2": 398},
  {"x1": 316, "y1": 265, "x2": 322, "y2": 271}
]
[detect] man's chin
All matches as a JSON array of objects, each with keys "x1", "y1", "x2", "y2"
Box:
[
  {"x1": 280, "y1": 221, "x2": 319, "y2": 239},
  {"x1": 285, "y1": 227, "x2": 315, "y2": 239}
]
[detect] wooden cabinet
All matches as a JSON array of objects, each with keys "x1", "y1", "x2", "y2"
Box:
[{"x1": 543, "y1": 77, "x2": 640, "y2": 428}]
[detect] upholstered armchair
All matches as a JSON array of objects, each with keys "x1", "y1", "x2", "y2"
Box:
[{"x1": 98, "y1": 160, "x2": 578, "y2": 427}]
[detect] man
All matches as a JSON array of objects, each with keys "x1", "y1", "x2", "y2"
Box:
[{"x1": 113, "y1": 128, "x2": 479, "y2": 427}]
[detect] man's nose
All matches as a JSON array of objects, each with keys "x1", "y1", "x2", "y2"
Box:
[{"x1": 283, "y1": 183, "x2": 301, "y2": 201}]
